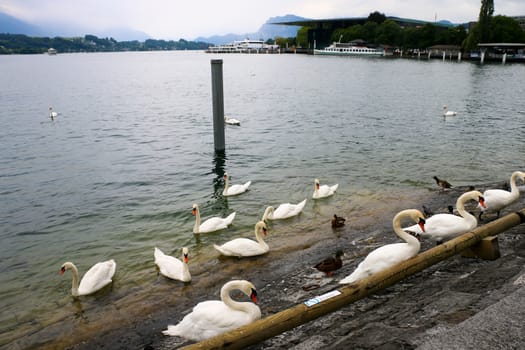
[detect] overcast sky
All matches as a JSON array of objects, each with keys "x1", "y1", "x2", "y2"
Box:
[{"x1": 1, "y1": 0, "x2": 524, "y2": 39}]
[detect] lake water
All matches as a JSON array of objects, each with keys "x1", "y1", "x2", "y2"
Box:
[{"x1": 1, "y1": 51, "x2": 524, "y2": 349}]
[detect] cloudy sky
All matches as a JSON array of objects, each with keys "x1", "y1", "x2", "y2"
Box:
[{"x1": 1, "y1": 0, "x2": 524, "y2": 39}]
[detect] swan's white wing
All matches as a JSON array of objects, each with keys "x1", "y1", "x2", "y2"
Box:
[
  {"x1": 199, "y1": 212, "x2": 235, "y2": 232},
  {"x1": 340, "y1": 243, "x2": 415, "y2": 284},
  {"x1": 163, "y1": 300, "x2": 259, "y2": 340},
  {"x1": 199, "y1": 214, "x2": 233, "y2": 233},
  {"x1": 224, "y1": 182, "x2": 251, "y2": 196},
  {"x1": 273, "y1": 199, "x2": 307, "y2": 219},
  {"x1": 214, "y1": 238, "x2": 267, "y2": 257},
  {"x1": 319, "y1": 184, "x2": 337, "y2": 197},
  {"x1": 78, "y1": 259, "x2": 116, "y2": 295},
  {"x1": 405, "y1": 213, "x2": 474, "y2": 240},
  {"x1": 482, "y1": 189, "x2": 515, "y2": 212},
  {"x1": 154, "y1": 248, "x2": 189, "y2": 281}
]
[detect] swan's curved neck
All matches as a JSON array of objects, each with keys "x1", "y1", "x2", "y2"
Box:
[
  {"x1": 181, "y1": 257, "x2": 190, "y2": 279},
  {"x1": 456, "y1": 193, "x2": 478, "y2": 225},
  {"x1": 68, "y1": 263, "x2": 80, "y2": 296},
  {"x1": 193, "y1": 207, "x2": 201, "y2": 231},
  {"x1": 224, "y1": 176, "x2": 230, "y2": 191},
  {"x1": 262, "y1": 207, "x2": 273, "y2": 221},
  {"x1": 254, "y1": 224, "x2": 268, "y2": 249},
  {"x1": 220, "y1": 281, "x2": 254, "y2": 313},
  {"x1": 393, "y1": 211, "x2": 420, "y2": 247},
  {"x1": 509, "y1": 172, "x2": 523, "y2": 197}
]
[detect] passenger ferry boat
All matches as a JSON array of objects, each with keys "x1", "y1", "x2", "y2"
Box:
[
  {"x1": 206, "y1": 39, "x2": 280, "y2": 54},
  {"x1": 314, "y1": 41, "x2": 384, "y2": 56}
]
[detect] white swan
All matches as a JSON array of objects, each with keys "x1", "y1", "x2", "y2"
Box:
[
  {"x1": 192, "y1": 203, "x2": 236, "y2": 234},
  {"x1": 340, "y1": 209, "x2": 425, "y2": 284},
  {"x1": 312, "y1": 178, "x2": 338, "y2": 199},
  {"x1": 222, "y1": 173, "x2": 251, "y2": 196},
  {"x1": 214, "y1": 221, "x2": 268, "y2": 257},
  {"x1": 479, "y1": 171, "x2": 525, "y2": 219},
  {"x1": 261, "y1": 199, "x2": 307, "y2": 221},
  {"x1": 443, "y1": 105, "x2": 457, "y2": 117},
  {"x1": 49, "y1": 107, "x2": 58, "y2": 120},
  {"x1": 59, "y1": 259, "x2": 116, "y2": 296},
  {"x1": 403, "y1": 190, "x2": 486, "y2": 243},
  {"x1": 224, "y1": 115, "x2": 240, "y2": 126},
  {"x1": 162, "y1": 280, "x2": 261, "y2": 340},
  {"x1": 154, "y1": 247, "x2": 191, "y2": 282}
]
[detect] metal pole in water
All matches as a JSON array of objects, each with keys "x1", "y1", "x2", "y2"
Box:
[{"x1": 211, "y1": 59, "x2": 225, "y2": 152}]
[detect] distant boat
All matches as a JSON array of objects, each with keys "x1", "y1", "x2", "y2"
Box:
[
  {"x1": 314, "y1": 40, "x2": 383, "y2": 56},
  {"x1": 47, "y1": 48, "x2": 57, "y2": 55}
]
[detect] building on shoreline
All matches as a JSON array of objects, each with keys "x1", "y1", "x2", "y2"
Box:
[{"x1": 206, "y1": 39, "x2": 280, "y2": 54}]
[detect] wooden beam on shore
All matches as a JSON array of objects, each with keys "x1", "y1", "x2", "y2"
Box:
[{"x1": 180, "y1": 209, "x2": 525, "y2": 350}]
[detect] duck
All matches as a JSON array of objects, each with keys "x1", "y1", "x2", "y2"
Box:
[
  {"x1": 479, "y1": 171, "x2": 525, "y2": 220},
  {"x1": 261, "y1": 199, "x2": 307, "y2": 221},
  {"x1": 214, "y1": 221, "x2": 268, "y2": 257},
  {"x1": 192, "y1": 203, "x2": 236, "y2": 234},
  {"x1": 224, "y1": 115, "x2": 241, "y2": 126},
  {"x1": 331, "y1": 214, "x2": 346, "y2": 228},
  {"x1": 433, "y1": 176, "x2": 452, "y2": 190},
  {"x1": 59, "y1": 259, "x2": 116, "y2": 296},
  {"x1": 312, "y1": 178, "x2": 338, "y2": 199},
  {"x1": 315, "y1": 250, "x2": 344, "y2": 276},
  {"x1": 222, "y1": 173, "x2": 251, "y2": 196},
  {"x1": 154, "y1": 247, "x2": 191, "y2": 282},
  {"x1": 403, "y1": 190, "x2": 486, "y2": 243},
  {"x1": 339, "y1": 209, "x2": 426, "y2": 284},
  {"x1": 443, "y1": 106, "x2": 457, "y2": 117},
  {"x1": 162, "y1": 280, "x2": 261, "y2": 341},
  {"x1": 422, "y1": 205, "x2": 434, "y2": 217},
  {"x1": 49, "y1": 107, "x2": 58, "y2": 120}
]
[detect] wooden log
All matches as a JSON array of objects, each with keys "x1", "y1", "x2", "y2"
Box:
[
  {"x1": 180, "y1": 209, "x2": 525, "y2": 350},
  {"x1": 461, "y1": 236, "x2": 500, "y2": 260}
]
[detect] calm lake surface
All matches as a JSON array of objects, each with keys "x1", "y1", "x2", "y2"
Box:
[{"x1": 1, "y1": 51, "x2": 524, "y2": 349}]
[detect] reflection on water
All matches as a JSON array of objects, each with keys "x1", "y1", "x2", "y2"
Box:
[
  {"x1": 1, "y1": 52, "x2": 524, "y2": 348},
  {"x1": 212, "y1": 149, "x2": 227, "y2": 199}
]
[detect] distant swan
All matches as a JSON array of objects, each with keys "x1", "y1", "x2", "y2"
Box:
[
  {"x1": 261, "y1": 199, "x2": 307, "y2": 221},
  {"x1": 49, "y1": 107, "x2": 58, "y2": 120},
  {"x1": 222, "y1": 173, "x2": 251, "y2": 196},
  {"x1": 224, "y1": 115, "x2": 241, "y2": 126},
  {"x1": 214, "y1": 221, "x2": 268, "y2": 257},
  {"x1": 154, "y1": 247, "x2": 191, "y2": 282},
  {"x1": 403, "y1": 190, "x2": 485, "y2": 243},
  {"x1": 162, "y1": 280, "x2": 261, "y2": 340},
  {"x1": 443, "y1": 106, "x2": 457, "y2": 117},
  {"x1": 479, "y1": 171, "x2": 525, "y2": 220},
  {"x1": 339, "y1": 209, "x2": 425, "y2": 284},
  {"x1": 59, "y1": 259, "x2": 116, "y2": 296},
  {"x1": 192, "y1": 203, "x2": 236, "y2": 234},
  {"x1": 312, "y1": 178, "x2": 338, "y2": 199}
]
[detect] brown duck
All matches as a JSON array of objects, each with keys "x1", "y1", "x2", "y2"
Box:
[
  {"x1": 433, "y1": 176, "x2": 452, "y2": 190},
  {"x1": 314, "y1": 250, "x2": 344, "y2": 276},
  {"x1": 331, "y1": 214, "x2": 346, "y2": 228}
]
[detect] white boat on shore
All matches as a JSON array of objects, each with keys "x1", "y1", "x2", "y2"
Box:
[{"x1": 314, "y1": 41, "x2": 384, "y2": 56}]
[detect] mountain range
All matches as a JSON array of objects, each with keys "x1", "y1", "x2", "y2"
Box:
[
  {"x1": 0, "y1": 11, "x2": 304, "y2": 43},
  {"x1": 195, "y1": 14, "x2": 306, "y2": 44}
]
